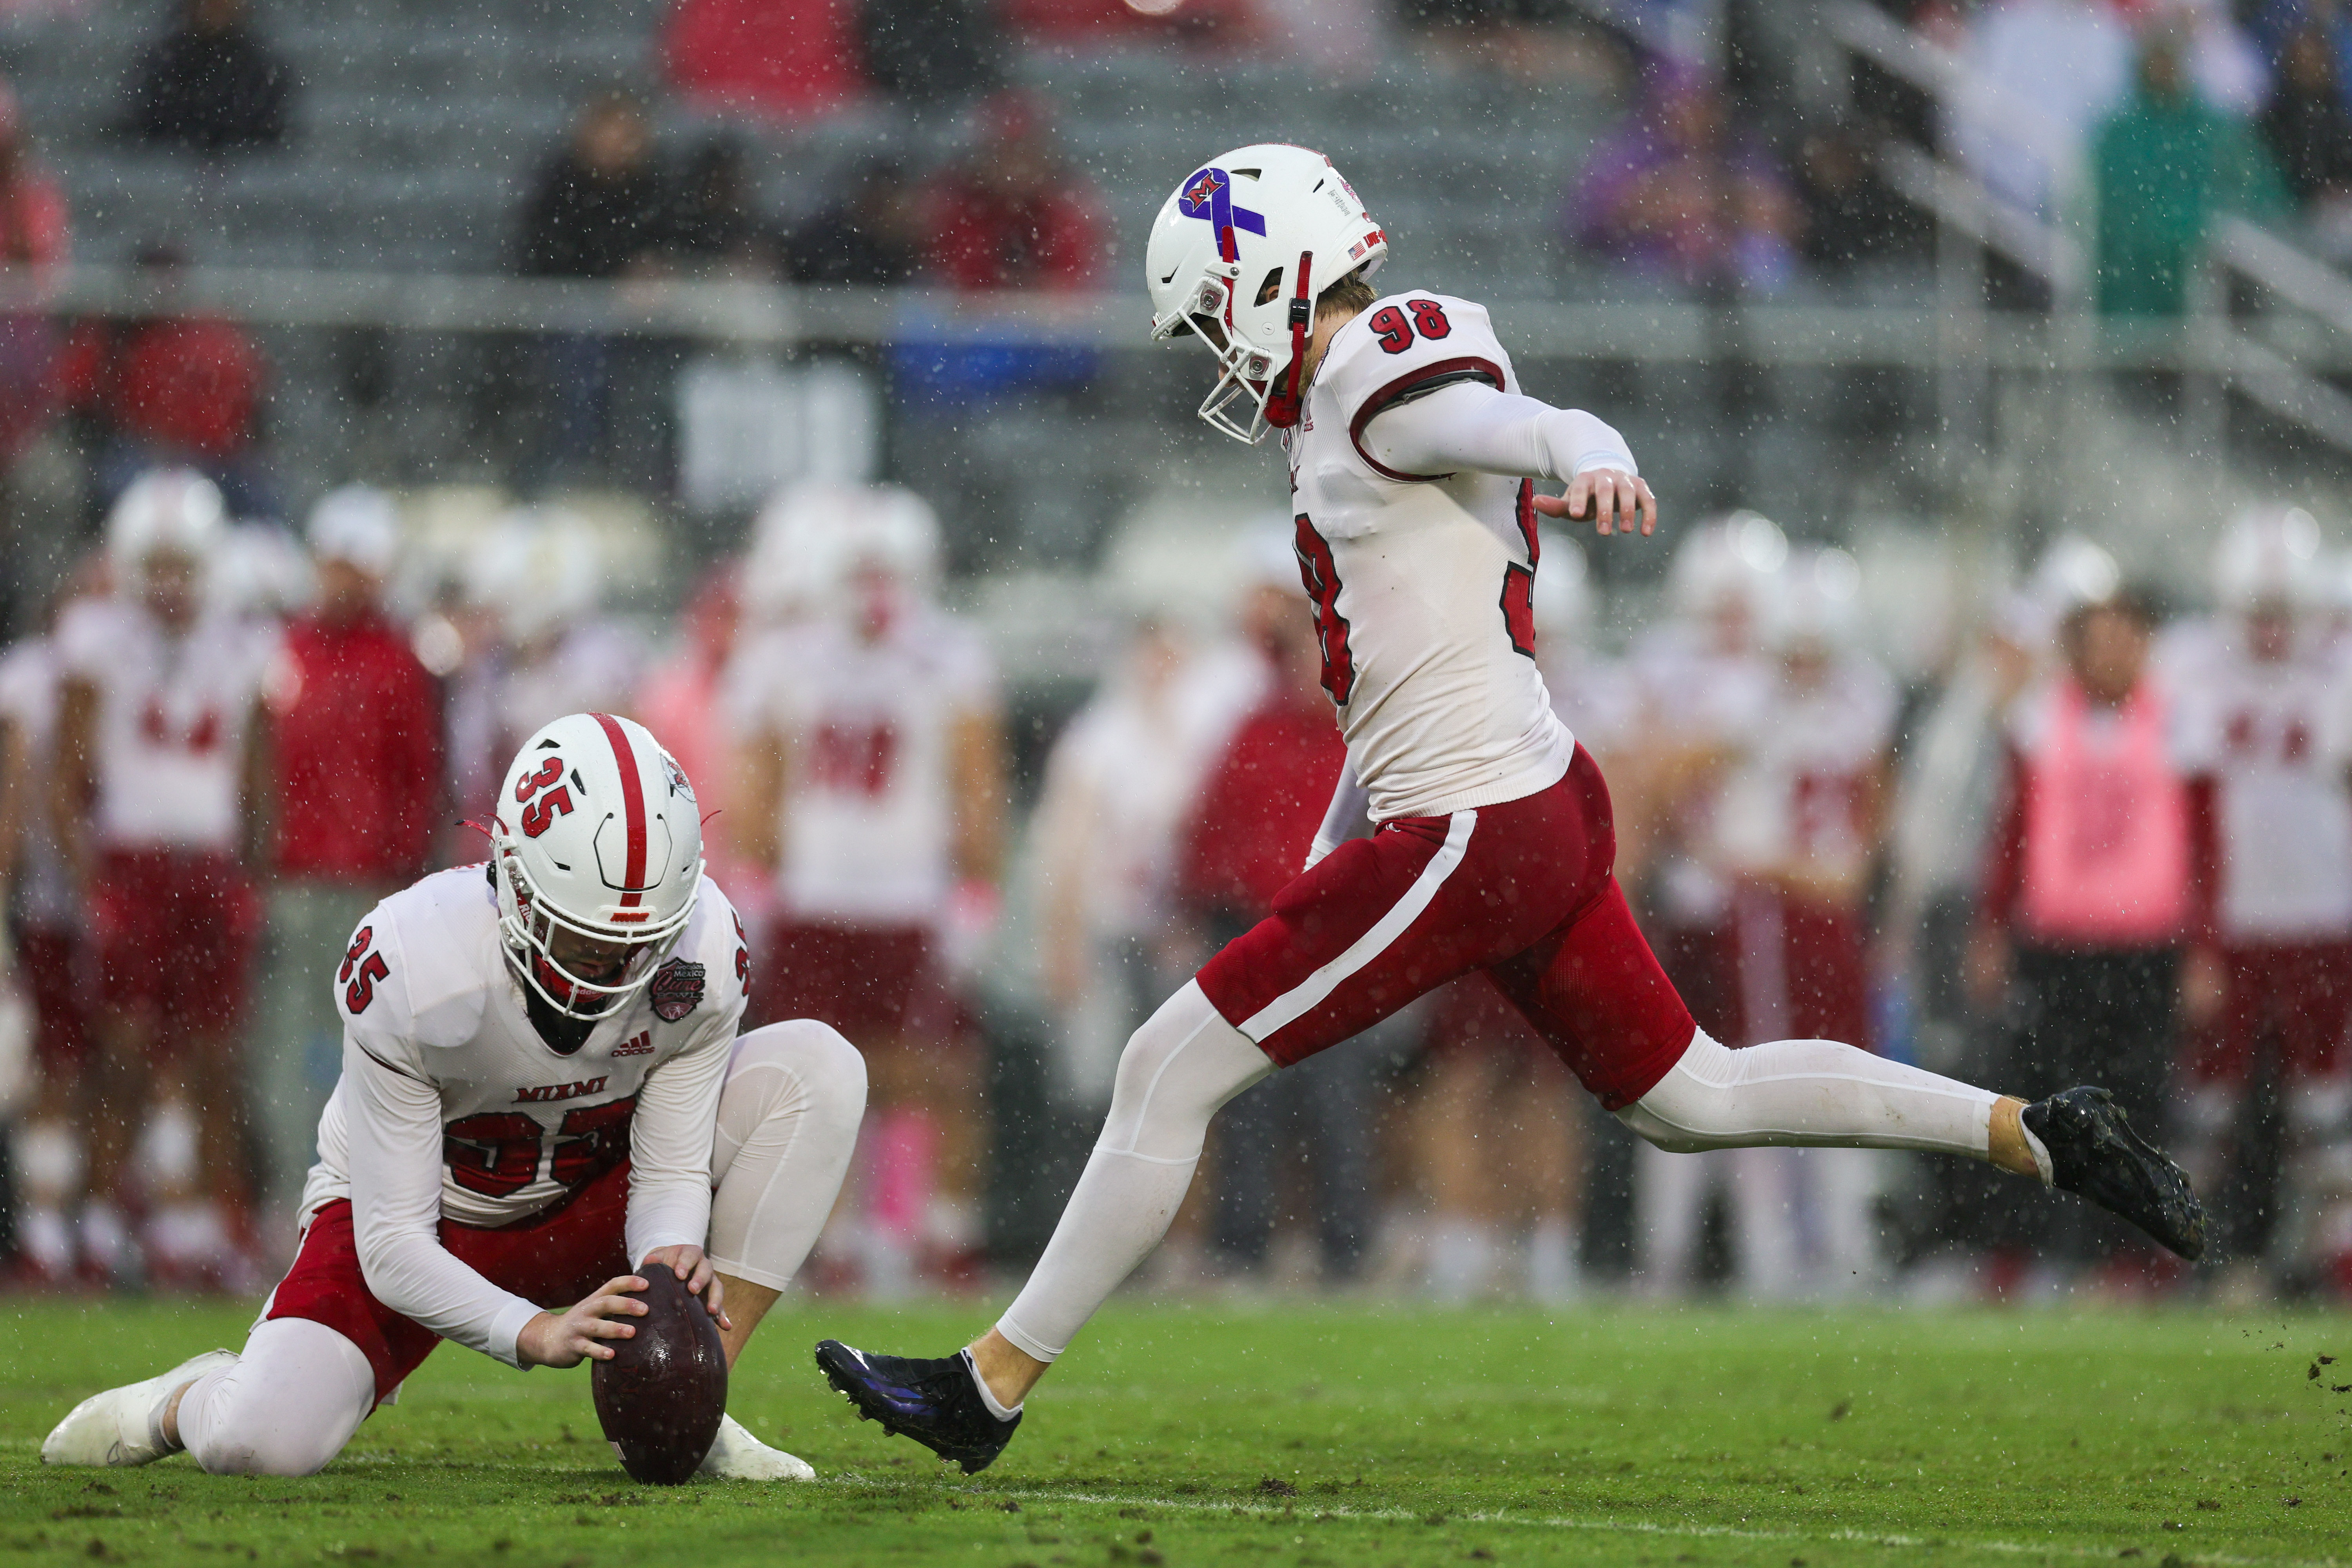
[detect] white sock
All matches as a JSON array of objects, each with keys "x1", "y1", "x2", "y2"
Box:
[
  {"x1": 13, "y1": 1118, "x2": 82, "y2": 1201},
  {"x1": 1619, "y1": 1031, "x2": 2000, "y2": 1157},
  {"x1": 80, "y1": 1201, "x2": 132, "y2": 1273},
  {"x1": 145, "y1": 1383, "x2": 186, "y2": 1457},
  {"x1": 19, "y1": 1205, "x2": 73, "y2": 1272},
  {"x1": 995, "y1": 982, "x2": 1272, "y2": 1361},
  {"x1": 1526, "y1": 1220, "x2": 1581, "y2": 1301},
  {"x1": 149, "y1": 1202, "x2": 227, "y2": 1264},
  {"x1": 138, "y1": 1102, "x2": 200, "y2": 1191},
  {"x1": 962, "y1": 1348, "x2": 1021, "y2": 1420},
  {"x1": 1425, "y1": 1219, "x2": 1496, "y2": 1303},
  {"x1": 926, "y1": 1195, "x2": 980, "y2": 1252}
]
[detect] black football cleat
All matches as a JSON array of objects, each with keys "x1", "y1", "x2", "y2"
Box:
[
  {"x1": 814, "y1": 1339, "x2": 1020, "y2": 1475},
  {"x1": 2023, "y1": 1086, "x2": 2205, "y2": 1261}
]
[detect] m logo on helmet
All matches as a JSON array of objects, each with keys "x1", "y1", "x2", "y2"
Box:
[{"x1": 1176, "y1": 167, "x2": 1266, "y2": 264}]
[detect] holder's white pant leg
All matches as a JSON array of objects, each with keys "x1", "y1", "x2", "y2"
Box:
[
  {"x1": 178, "y1": 1317, "x2": 375, "y2": 1477},
  {"x1": 706, "y1": 1020, "x2": 869, "y2": 1291}
]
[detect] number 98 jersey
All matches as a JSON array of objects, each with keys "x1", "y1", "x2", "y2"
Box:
[
  {"x1": 1285, "y1": 291, "x2": 1576, "y2": 823},
  {"x1": 297, "y1": 864, "x2": 752, "y2": 1230}
]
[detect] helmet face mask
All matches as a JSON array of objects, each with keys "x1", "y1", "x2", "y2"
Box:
[
  {"x1": 488, "y1": 712, "x2": 704, "y2": 1025},
  {"x1": 499, "y1": 851, "x2": 681, "y2": 1018},
  {"x1": 1153, "y1": 272, "x2": 1281, "y2": 443}
]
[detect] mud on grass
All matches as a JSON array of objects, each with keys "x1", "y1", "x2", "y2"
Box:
[{"x1": 1, "y1": 1299, "x2": 2347, "y2": 1566}]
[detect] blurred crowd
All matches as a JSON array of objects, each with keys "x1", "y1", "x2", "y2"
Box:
[{"x1": 5, "y1": 467, "x2": 2352, "y2": 1310}]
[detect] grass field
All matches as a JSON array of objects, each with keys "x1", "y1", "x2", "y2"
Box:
[{"x1": 2, "y1": 1299, "x2": 2347, "y2": 1567}]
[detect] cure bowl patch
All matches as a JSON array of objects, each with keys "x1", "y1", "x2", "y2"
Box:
[{"x1": 649, "y1": 958, "x2": 706, "y2": 1022}]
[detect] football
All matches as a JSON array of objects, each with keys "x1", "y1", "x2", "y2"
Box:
[{"x1": 589, "y1": 1266, "x2": 728, "y2": 1485}]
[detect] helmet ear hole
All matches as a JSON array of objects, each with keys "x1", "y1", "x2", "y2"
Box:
[{"x1": 1254, "y1": 267, "x2": 1284, "y2": 307}]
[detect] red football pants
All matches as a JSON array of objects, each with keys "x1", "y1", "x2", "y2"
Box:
[
  {"x1": 1196, "y1": 747, "x2": 1695, "y2": 1111},
  {"x1": 264, "y1": 1160, "x2": 633, "y2": 1401}
]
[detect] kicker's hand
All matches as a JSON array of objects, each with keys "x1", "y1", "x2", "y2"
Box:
[
  {"x1": 640, "y1": 1242, "x2": 730, "y2": 1330},
  {"x1": 517, "y1": 1274, "x2": 650, "y2": 1369},
  {"x1": 1536, "y1": 466, "x2": 1656, "y2": 537}
]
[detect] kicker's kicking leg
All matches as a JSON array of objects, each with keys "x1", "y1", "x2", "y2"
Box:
[
  {"x1": 817, "y1": 980, "x2": 1272, "y2": 1473},
  {"x1": 1618, "y1": 1029, "x2": 2204, "y2": 1259}
]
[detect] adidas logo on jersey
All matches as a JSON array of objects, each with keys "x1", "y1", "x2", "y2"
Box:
[
  {"x1": 612, "y1": 1031, "x2": 653, "y2": 1057},
  {"x1": 515, "y1": 1075, "x2": 608, "y2": 1103}
]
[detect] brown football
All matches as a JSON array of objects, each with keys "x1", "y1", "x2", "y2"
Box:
[{"x1": 589, "y1": 1265, "x2": 728, "y2": 1485}]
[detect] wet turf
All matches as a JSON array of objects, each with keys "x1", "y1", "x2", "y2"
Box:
[{"x1": 2, "y1": 1298, "x2": 2347, "y2": 1565}]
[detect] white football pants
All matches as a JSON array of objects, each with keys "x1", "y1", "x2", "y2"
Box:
[
  {"x1": 178, "y1": 1020, "x2": 866, "y2": 1476},
  {"x1": 998, "y1": 993, "x2": 2000, "y2": 1363}
]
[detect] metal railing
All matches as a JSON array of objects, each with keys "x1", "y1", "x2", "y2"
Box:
[
  {"x1": 8, "y1": 262, "x2": 2347, "y2": 372},
  {"x1": 1829, "y1": 0, "x2": 2352, "y2": 464}
]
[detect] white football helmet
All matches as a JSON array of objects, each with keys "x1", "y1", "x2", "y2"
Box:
[
  {"x1": 108, "y1": 469, "x2": 225, "y2": 586},
  {"x1": 1146, "y1": 143, "x2": 1388, "y2": 444},
  {"x1": 1668, "y1": 511, "x2": 1787, "y2": 621},
  {"x1": 208, "y1": 523, "x2": 315, "y2": 619},
  {"x1": 2213, "y1": 505, "x2": 2324, "y2": 611},
  {"x1": 308, "y1": 485, "x2": 402, "y2": 577},
  {"x1": 745, "y1": 479, "x2": 865, "y2": 622},
  {"x1": 490, "y1": 711, "x2": 704, "y2": 1020},
  {"x1": 1765, "y1": 547, "x2": 1864, "y2": 652},
  {"x1": 2028, "y1": 534, "x2": 2120, "y2": 616},
  {"x1": 466, "y1": 508, "x2": 603, "y2": 646},
  {"x1": 833, "y1": 485, "x2": 943, "y2": 593}
]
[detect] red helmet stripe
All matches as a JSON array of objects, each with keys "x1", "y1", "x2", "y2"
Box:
[{"x1": 590, "y1": 712, "x2": 648, "y2": 906}]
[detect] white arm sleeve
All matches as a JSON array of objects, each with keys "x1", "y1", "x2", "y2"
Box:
[
  {"x1": 624, "y1": 1016, "x2": 734, "y2": 1267},
  {"x1": 1361, "y1": 380, "x2": 1637, "y2": 483},
  {"x1": 343, "y1": 1037, "x2": 543, "y2": 1368},
  {"x1": 1306, "y1": 762, "x2": 1372, "y2": 870}
]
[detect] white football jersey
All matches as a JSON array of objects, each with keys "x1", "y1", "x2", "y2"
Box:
[
  {"x1": 2172, "y1": 635, "x2": 2352, "y2": 941},
  {"x1": 1285, "y1": 291, "x2": 1577, "y2": 822},
  {"x1": 54, "y1": 597, "x2": 277, "y2": 851},
  {"x1": 731, "y1": 606, "x2": 998, "y2": 924},
  {"x1": 1034, "y1": 639, "x2": 1259, "y2": 940},
  {"x1": 301, "y1": 864, "x2": 751, "y2": 1233},
  {"x1": 1711, "y1": 658, "x2": 1899, "y2": 887},
  {"x1": 1633, "y1": 625, "x2": 1779, "y2": 925},
  {"x1": 1544, "y1": 646, "x2": 1642, "y2": 761}
]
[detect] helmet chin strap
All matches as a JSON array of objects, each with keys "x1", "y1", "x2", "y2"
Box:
[{"x1": 1262, "y1": 250, "x2": 1314, "y2": 430}]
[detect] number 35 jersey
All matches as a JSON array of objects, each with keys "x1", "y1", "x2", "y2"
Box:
[
  {"x1": 1286, "y1": 291, "x2": 1577, "y2": 823},
  {"x1": 299, "y1": 864, "x2": 752, "y2": 1235}
]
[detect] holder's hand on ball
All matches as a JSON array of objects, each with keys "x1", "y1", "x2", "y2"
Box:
[
  {"x1": 639, "y1": 1243, "x2": 730, "y2": 1331},
  {"x1": 519, "y1": 1275, "x2": 651, "y2": 1368}
]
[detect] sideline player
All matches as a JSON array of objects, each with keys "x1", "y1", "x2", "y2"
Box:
[
  {"x1": 732, "y1": 486, "x2": 1005, "y2": 1292},
  {"x1": 2173, "y1": 509, "x2": 2352, "y2": 1294},
  {"x1": 1638, "y1": 558, "x2": 1900, "y2": 1297},
  {"x1": 816, "y1": 144, "x2": 2204, "y2": 1472},
  {"x1": 52, "y1": 472, "x2": 276, "y2": 1287},
  {"x1": 44, "y1": 713, "x2": 866, "y2": 1479}
]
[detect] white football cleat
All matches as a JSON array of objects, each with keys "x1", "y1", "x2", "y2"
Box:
[
  {"x1": 42, "y1": 1348, "x2": 238, "y2": 1467},
  {"x1": 696, "y1": 1412, "x2": 816, "y2": 1481}
]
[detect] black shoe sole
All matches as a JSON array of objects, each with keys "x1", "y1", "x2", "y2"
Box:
[
  {"x1": 2027, "y1": 1087, "x2": 2206, "y2": 1262},
  {"x1": 813, "y1": 1341, "x2": 1005, "y2": 1475}
]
